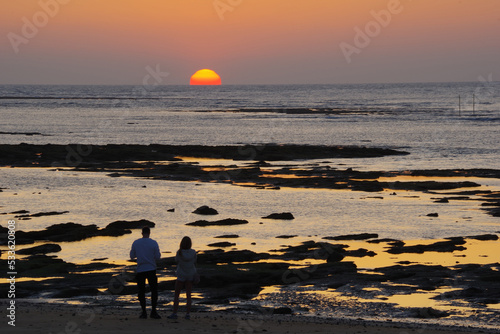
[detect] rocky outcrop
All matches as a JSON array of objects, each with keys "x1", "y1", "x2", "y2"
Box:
[
  {"x1": 186, "y1": 218, "x2": 248, "y2": 227},
  {"x1": 262, "y1": 212, "x2": 294, "y2": 220},
  {"x1": 17, "y1": 243, "x2": 62, "y2": 255},
  {"x1": 323, "y1": 233, "x2": 378, "y2": 241},
  {"x1": 193, "y1": 205, "x2": 219, "y2": 215}
]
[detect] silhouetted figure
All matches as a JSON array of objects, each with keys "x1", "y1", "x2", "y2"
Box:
[
  {"x1": 168, "y1": 236, "x2": 197, "y2": 320},
  {"x1": 130, "y1": 226, "x2": 161, "y2": 319}
]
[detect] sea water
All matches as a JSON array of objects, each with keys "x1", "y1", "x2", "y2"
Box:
[{"x1": 1, "y1": 83, "x2": 499, "y2": 263}]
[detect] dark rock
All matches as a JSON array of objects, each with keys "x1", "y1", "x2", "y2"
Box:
[
  {"x1": 214, "y1": 234, "x2": 239, "y2": 239},
  {"x1": 273, "y1": 307, "x2": 293, "y2": 315},
  {"x1": 15, "y1": 255, "x2": 76, "y2": 277},
  {"x1": 326, "y1": 251, "x2": 345, "y2": 263},
  {"x1": 427, "y1": 213, "x2": 439, "y2": 217},
  {"x1": 466, "y1": 234, "x2": 498, "y2": 241},
  {"x1": 193, "y1": 205, "x2": 219, "y2": 215},
  {"x1": 186, "y1": 218, "x2": 248, "y2": 227},
  {"x1": 345, "y1": 248, "x2": 376, "y2": 257},
  {"x1": 262, "y1": 212, "x2": 294, "y2": 220},
  {"x1": 207, "y1": 242, "x2": 236, "y2": 248},
  {"x1": 14, "y1": 211, "x2": 69, "y2": 218},
  {"x1": 367, "y1": 238, "x2": 403, "y2": 245},
  {"x1": 323, "y1": 233, "x2": 378, "y2": 241},
  {"x1": 349, "y1": 180, "x2": 384, "y2": 192},
  {"x1": 388, "y1": 238, "x2": 466, "y2": 254},
  {"x1": 434, "y1": 198, "x2": 449, "y2": 203},
  {"x1": 197, "y1": 249, "x2": 270, "y2": 264},
  {"x1": 97, "y1": 227, "x2": 132, "y2": 237},
  {"x1": 9, "y1": 210, "x2": 30, "y2": 214},
  {"x1": 387, "y1": 181, "x2": 480, "y2": 191},
  {"x1": 104, "y1": 219, "x2": 155, "y2": 230},
  {"x1": 52, "y1": 287, "x2": 100, "y2": 298},
  {"x1": 412, "y1": 307, "x2": 449, "y2": 318},
  {"x1": 167, "y1": 208, "x2": 175, "y2": 212},
  {"x1": 376, "y1": 264, "x2": 453, "y2": 284},
  {"x1": 17, "y1": 243, "x2": 62, "y2": 255},
  {"x1": 276, "y1": 235, "x2": 298, "y2": 239}
]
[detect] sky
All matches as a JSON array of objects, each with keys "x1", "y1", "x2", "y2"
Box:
[{"x1": 1, "y1": 0, "x2": 499, "y2": 85}]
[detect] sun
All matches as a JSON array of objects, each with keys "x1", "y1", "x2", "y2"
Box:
[{"x1": 190, "y1": 69, "x2": 221, "y2": 85}]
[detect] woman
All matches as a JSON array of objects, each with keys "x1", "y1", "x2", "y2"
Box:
[{"x1": 168, "y1": 236, "x2": 197, "y2": 320}]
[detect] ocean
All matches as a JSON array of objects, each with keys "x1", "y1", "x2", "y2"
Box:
[{"x1": 1, "y1": 82, "x2": 500, "y2": 263}]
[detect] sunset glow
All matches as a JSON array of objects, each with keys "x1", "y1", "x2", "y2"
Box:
[{"x1": 190, "y1": 69, "x2": 221, "y2": 85}]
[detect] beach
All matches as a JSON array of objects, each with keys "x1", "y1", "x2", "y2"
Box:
[
  {"x1": 1, "y1": 143, "x2": 499, "y2": 333},
  {"x1": 3, "y1": 300, "x2": 497, "y2": 334},
  {"x1": 1, "y1": 84, "x2": 500, "y2": 332}
]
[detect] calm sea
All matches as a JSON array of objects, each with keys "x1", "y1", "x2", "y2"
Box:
[{"x1": 1, "y1": 83, "x2": 499, "y2": 263}]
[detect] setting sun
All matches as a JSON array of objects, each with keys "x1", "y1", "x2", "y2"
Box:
[{"x1": 190, "y1": 69, "x2": 221, "y2": 85}]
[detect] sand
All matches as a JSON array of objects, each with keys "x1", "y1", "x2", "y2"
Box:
[{"x1": 2, "y1": 301, "x2": 495, "y2": 334}]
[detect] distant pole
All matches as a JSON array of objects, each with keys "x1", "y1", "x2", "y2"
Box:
[
  {"x1": 472, "y1": 93, "x2": 475, "y2": 115},
  {"x1": 458, "y1": 95, "x2": 461, "y2": 116}
]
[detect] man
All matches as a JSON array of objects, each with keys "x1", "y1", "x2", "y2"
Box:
[{"x1": 130, "y1": 226, "x2": 161, "y2": 319}]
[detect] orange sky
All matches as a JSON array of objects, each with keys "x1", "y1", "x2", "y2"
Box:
[{"x1": 1, "y1": 0, "x2": 499, "y2": 84}]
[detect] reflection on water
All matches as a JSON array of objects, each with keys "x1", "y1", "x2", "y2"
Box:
[{"x1": 0, "y1": 167, "x2": 499, "y2": 264}]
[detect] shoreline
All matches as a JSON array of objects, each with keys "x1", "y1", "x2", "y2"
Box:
[
  {"x1": 1, "y1": 144, "x2": 499, "y2": 331},
  {"x1": 1, "y1": 300, "x2": 498, "y2": 334}
]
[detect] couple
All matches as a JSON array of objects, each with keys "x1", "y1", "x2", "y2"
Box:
[{"x1": 130, "y1": 227, "x2": 197, "y2": 320}]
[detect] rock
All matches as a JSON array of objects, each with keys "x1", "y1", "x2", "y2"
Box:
[
  {"x1": 186, "y1": 218, "x2": 248, "y2": 227},
  {"x1": 9, "y1": 210, "x2": 30, "y2": 214},
  {"x1": 197, "y1": 249, "x2": 270, "y2": 264},
  {"x1": 262, "y1": 212, "x2": 294, "y2": 220},
  {"x1": 17, "y1": 243, "x2": 62, "y2": 255},
  {"x1": 412, "y1": 307, "x2": 449, "y2": 318},
  {"x1": 104, "y1": 219, "x2": 155, "y2": 230},
  {"x1": 388, "y1": 181, "x2": 480, "y2": 191},
  {"x1": 207, "y1": 242, "x2": 236, "y2": 248},
  {"x1": 349, "y1": 180, "x2": 384, "y2": 192},
  {"x1": 433, "y1": 198, "x2": 449, "y2": 203},
  {"x1": 276, "y1": 235, "x2": 298, "y2": 239},
  {"x1": 193, "y1": 205, "x2": 218, "y2": 215},
  {"x1": 167, "y1": 208, "x2": 175, "y2": 212},
  {"x1": 214, "y1": 234, "x2": 239, "y2": 239},
  {"x1": 367, "y1": 238, "x2": 403, "y2": 245},
  {"x1": 427, "y1": 213, "x2": 439, "y2": 217},
  {"x1": 52, "y1": 287, "x2": 100, "y2": 298},
  {"x1": 323, "y1": 233, "x2": 379, "y2": 241},
  {"x1": 15, "y1": 255, "x2": 76, "y2": 277},
  {"x1": 326, "y1": 251, "x2": 345, "y2": 263},
  {"x1": 466, "y1": 234, "x2": 498, "y2": 241},
  {"x1": 14, "y1": 211, "x2": 69, "y2": 218},
  {"x1": 388, "y1": 238, "x2": 466, "y2": 254},
  {"x1": 345, "y1": 248, "x2": 376, "y2": 257},
  {"x1": 273, "y1": 307, "x2": 293, "y2": 315}
]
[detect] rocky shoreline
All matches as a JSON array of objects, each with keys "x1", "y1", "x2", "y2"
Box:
[
  {"x1": 1, "y1": 143, "x2": 499, "y2": 328},
  {"x1": 1, "y1": 224, "x2": 499, "y2": 325},
  {"x1": 1, "y1": 144, "x2": 498, "y2": 218}
]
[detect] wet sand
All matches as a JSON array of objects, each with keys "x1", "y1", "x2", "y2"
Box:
[{"x1": 2, "y1": 300, "x2": 495, "y2": 334}]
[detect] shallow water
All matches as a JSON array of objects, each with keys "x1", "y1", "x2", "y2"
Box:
[{"x1": 1, "y1": 166, "x2": 499, "y2": 264}]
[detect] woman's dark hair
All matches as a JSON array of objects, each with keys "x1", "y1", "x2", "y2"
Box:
[{"x1": 180, "y1": 236, "x2": 192, "y2": 250}]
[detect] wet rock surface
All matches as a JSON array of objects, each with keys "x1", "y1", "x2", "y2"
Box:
[
  {"x1": 186, "y1": 218, "x2": 249, "y2": 227},
  {"x1": 193, "y1": 205, "x2": 219, "y2": 215},
  {"x1": 387, "y1": 237, "x2": 467, "y2": 254},
  {"x1": 1, "y1": 220, "x2": 156, "y2": 245},
  {"x1": 262, "y1": 212, "x2": 295, "y2": 220}
]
